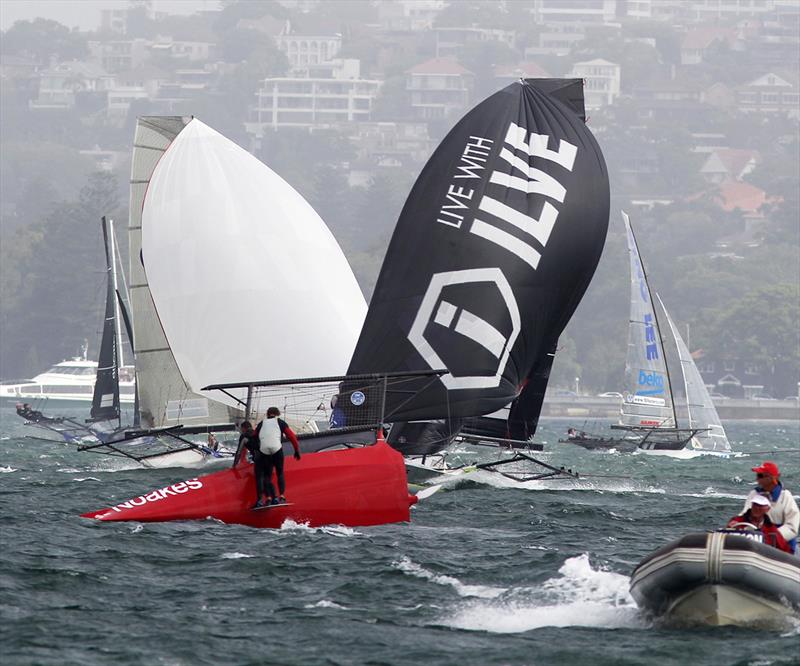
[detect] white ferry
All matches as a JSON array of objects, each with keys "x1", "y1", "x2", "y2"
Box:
[{"x1": 0, "y1": 358, "x2": 135, "y2": 405}]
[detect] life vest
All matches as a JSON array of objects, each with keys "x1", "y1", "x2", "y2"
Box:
[{"x1": 259, "y1": 418, "x2": 283, "y2": 455}]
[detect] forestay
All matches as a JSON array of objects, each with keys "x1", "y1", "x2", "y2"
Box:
[
  {"x1": 346, "y1": 80, "x2": 610, "y2": 426},
  {"x1": 141, "y1": 119, "x2": 367, "y2": 416},
  {"x1": 620, "y1": 211, "x2": 676, "y2": 428},
  {"x1": 658, "y1": 296, "x2": 731, "y2": 453}
]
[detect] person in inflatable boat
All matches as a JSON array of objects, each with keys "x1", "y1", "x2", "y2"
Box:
[
  {"x1": 732, "y1": 461, "x2": 799, "y2": 554},
  {"x1": 727, "y1": 494, "x2": 792, "y2": 554}
]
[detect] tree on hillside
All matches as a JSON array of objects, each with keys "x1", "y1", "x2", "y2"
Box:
[
  {"x1": 371, "y1": 76, "x2": 414, "y2": 121},
  {"x1": 0, "y1": 173, "x2": 121, "y2": 377},
  {"x1": 255, "y1": 128, "x2": 354, "y2": 195},
  {"x1": 434, "y1": 1, "x2": 519, "y2": 29},
  {"x1": 124, "y1": 4, "x2": 157, "y2": 38},
  {"x1": 700, "y1": 284, "x2": 799, "y2": 390},
  {"x1": 459, "y1": 40, "x2": 519, "y2": 99},
  {"x1": 213, "y1": 0, "x2": 289, "y2": 34},
  {"x1": 1, "y1": 18, "x2": 88, "y2": 64}
]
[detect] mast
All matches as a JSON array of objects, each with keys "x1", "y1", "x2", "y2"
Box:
[
  {"x1": 627, "y1": 219, "x2": 679, "y2": 429},
  {"x1": 109, "y1": 219, "x2": 124, "y2": 369},
  {"x1": 657, "y1": 294, "x2": 690, "y2": 424}
]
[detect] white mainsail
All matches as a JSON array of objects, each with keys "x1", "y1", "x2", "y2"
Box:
[
  {"x1": 657, "y1": 296, "x2": 731, "y2": 454},
  {"x1": 620, "y1": 211, "x2": 677, "y2": 428},
  {"x1": 140, "y1": 119, "x2": 367, "y2": 418}
]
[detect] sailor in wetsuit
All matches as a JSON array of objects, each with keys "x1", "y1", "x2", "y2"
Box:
[
  {"x1": 234, "y1": 421, "x2": 258, "y2": 467},
  {"x1": 16, "y1": 402, "x2": 45, "y2": 422},
  {"x1": 254, "y1": 407, "x2": 301, "y2": 507}
]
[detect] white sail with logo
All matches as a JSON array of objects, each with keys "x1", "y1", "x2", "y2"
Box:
[
  {"x1": 658, "y1": 296, "x2": 731, "y2": 454},
  {"x1": 620, "y1": 211, "x2": 676, "y2": 428},
  {"x1": 141, "y1": 119, "x2": 367, "y2": 420}
]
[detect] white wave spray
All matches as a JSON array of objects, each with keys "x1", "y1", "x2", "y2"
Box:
[{"x1": 434, "y1": 554, "x2": 645, "y2": 632}]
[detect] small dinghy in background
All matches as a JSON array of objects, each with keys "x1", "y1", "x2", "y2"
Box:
[{"x1": 630, "y1": 531, "x2": 799, "y2": 626}]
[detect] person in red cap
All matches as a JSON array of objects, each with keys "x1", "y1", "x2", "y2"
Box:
[
  {"x1": 740, "y1": 460, "x2": 798, "y2": 553},
  {"x1": 727, "y1": 494, "x2": 792, "y2": 553}
]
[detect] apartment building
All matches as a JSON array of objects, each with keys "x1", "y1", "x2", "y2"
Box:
[
  {"x1": 248, "y1": 60, "x2": 380, "y2": 132},
  {"x1": 89, "y1": 39, "x2": 151, "y2": 73},
  {"x1": 736, "y1": 72, "x2": 800, "y2": 118},
  {"x1": 276, "y1": 32, "x2": 342, "y2": 68},
  {"x1": 406, "y1": 58, "x2": 473, "y2": 121},
  {"x1": 569, "y1": 59, "x2": 620, "y2": 109},
  {"x1": 31, "y1": 60, "x2": 114, "y2": 109}
]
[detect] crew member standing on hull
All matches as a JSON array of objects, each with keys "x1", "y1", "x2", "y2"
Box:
[
  {"x1": 256, "y1": 407, "x2": 301, "y2": 506},
  {"x1": 741, "y1": 460, "x2": 799, "y2": 554}
]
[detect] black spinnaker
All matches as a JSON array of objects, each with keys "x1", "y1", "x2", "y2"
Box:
[
  {"x1": 345, "y1": 79, "x2": 610, "y2": 452},
  {"x1": 90, "y1": 217, "x2": 121, "y2": 424}
]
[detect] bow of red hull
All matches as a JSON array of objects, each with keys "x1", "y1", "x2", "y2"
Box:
[{"x1": 82, "y1": 440, "x2": 417, "y2": 528}]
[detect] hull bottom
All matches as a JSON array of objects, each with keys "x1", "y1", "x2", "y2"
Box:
[
  {"x1": 82, "y1": 437, "x2": 416, "y2": 529},
  {"x1": 667, "y1": 584, "x2": 794, "y2": 627}
]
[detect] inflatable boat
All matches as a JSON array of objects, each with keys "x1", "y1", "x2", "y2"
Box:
[{"x1": 630, "y1": 531, "x2": 799, "y2": 626}]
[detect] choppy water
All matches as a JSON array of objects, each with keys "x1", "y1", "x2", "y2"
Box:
[{"x1": 1, "y1": 406, "x2": 798, "y2": 665}]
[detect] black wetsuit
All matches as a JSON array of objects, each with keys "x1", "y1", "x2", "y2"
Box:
[
  {"x1": 241, "y1": 422, "x2": 278, "y2": 504},
  {"x1": 260, "y1": 448, "x2": 285, "y2": 499}
]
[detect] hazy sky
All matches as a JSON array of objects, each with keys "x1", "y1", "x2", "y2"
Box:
[{"x1": 0, "y1": 0, "x2": 222, "y2": 31}]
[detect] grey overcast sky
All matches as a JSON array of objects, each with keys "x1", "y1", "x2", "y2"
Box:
[{"x1": 0, "y1": 0, "x2": 221, "y2": 31}]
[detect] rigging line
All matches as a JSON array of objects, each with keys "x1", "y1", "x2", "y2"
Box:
[{"x1": 737, "y1": 448, "x2": 800, "y2": 454}]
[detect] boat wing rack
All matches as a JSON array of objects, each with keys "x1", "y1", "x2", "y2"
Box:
[
  {"x1": 203, "y1": 370, "x2": 448, "y2": 426},
  {"x1": 77, "y1": 423, "x2": 238, "y2": 461}
]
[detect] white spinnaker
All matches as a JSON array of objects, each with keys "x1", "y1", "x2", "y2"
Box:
[
  {"x1": 141, "y1": 119, "x2": 367, "y2": 410},
  {"x1": 657, "y1": 296, "x2": 731, "y2": 454}
]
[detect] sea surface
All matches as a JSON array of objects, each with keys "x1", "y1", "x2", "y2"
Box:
[{"x1": 1, "y1": 406, "x2": 798, "y2": 666}]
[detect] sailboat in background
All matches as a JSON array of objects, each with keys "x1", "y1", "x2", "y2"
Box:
[
  {"x1": 83, "y1": 115, "x2": 369, "y2": 471},
  {"x1": 563, "y1": 212, "x2": 731, "y2": 457},
  {"x1": 15, "y1": 217, "x2": 135, "y2": 446}
]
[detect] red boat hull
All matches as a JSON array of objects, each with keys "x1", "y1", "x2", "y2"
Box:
[{"x1": 82, "y1": 439, "x2": 417, "y2": 528}]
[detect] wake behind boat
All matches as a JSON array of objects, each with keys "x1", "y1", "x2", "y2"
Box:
[{"x1": 630, "y1": 530, "x2": 800, "y2": 626}]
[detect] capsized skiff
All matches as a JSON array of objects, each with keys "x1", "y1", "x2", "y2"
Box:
[{"x1": 83, "y1": 431, "x2": 416, "y2": 528}]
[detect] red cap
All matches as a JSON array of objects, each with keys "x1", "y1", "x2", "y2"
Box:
[{"x1": 752, "y1": 461, "x2": 780, "y2": 477}]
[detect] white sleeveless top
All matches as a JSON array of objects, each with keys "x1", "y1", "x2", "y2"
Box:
[{"x1": 259, "y1": 418, "x2": 282, "y2": 455}]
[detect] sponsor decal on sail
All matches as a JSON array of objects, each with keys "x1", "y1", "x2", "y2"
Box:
[
  {"x1": 636, "y1": 369, "x2": 665, "y2": 396},
  {"x1": 625, "y1": 393, "x2": 666, "y2": 407},
  {"x1": 409, "y1": 123, "x2": 577, "y2": 390}
]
